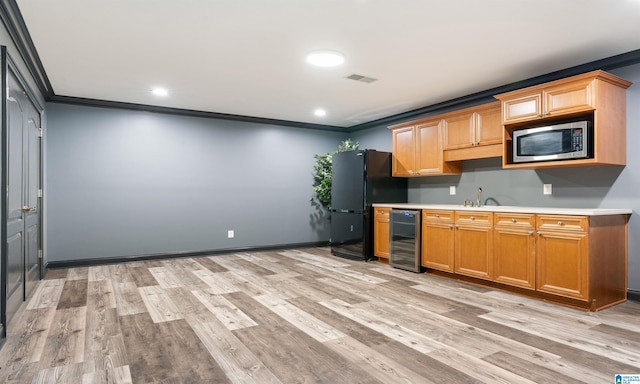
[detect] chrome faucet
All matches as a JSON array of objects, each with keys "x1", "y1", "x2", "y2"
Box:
[{"x1": 476, "y1": 187, "x2": 482, "y2": 207}]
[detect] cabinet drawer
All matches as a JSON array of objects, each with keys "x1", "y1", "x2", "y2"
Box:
[
  {"x1": 494, "y1": 213, "x2": 535, "y2": 228},
  {"x1": 374, "y1": 208, "x2": 391, "y2": 219},
  {"x1": 423, "y1": 210, "x2": 454, "y2": 223},
  {"x1": 536, "y1": 215, "x2": 588, "y2": 232},
  {"x1": 455, "y1": 211, "x2": 493, "y2": 226}
]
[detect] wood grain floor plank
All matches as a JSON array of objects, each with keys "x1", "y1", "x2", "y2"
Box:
[
  {"x1": 325, "y1": 336, "x2": 438, "y2": 384},
  {"x1": 235, "y1": 252, "x2": 294, "y2": 274},
  {"x1": 148, "y1": 266, "x2": 183, "y2": 289},
  {"x1": 57, "y1": 279, "x2": 88, "y2": 309},
  {"x1": 191, "y1": 289, "x2": 258, "y2": 330},
  {"x1": 82, "y1": 364, "x2": 133, "y2": 384},
  {"x1": 192, "y1": 256, "x2": 229, "y2": 273},
  {"x1": 66, "y1": 267, "x2": 89, "y2": 281},
  {"x1": 428, "y1": 347, "x2": 539, "y2": 384},
  {"x1": 161, "y1": 258, "x2": 212, "y2": 290},
  {"x1": 290, "y1": 296, "x2": 483, "y2": 383},
  {"x1": 108, "y1": 264, "x2": 135, "y2": 284},
  {"x1": 87, "y1": 265, "x2": 111, "y2": 282},
  {"x1": 86, "y1": 280, "x2": 117, "y2": 311},
  {"x1": 444, "y1": 306, "x2": 640, "y2": 381},
  {"x1": 83, "y1": 308, "x2": 127, "y2": 374},
  {"x1": 157, "y1": 318, "x2": 233, "y2": 383},
  {"x1": 43, "y1": 268, "x2": 68, "y2": 280},
  {"x1": 111, "y1": 281, "x2": 147, "y2": 317},
  {"x1": 319, "y1": 298, "x2": 443, "y2": 354},
  {"x1": 127, "y1": 263, "x2": 158, "y2": 288},
  {"x1": 231, "y1": 257, "x2": 278, "y2": 276},
  {"x1": 191, "y1": 320, "x2": 281, "y2": 384},
  {"x1": 26, "y1": 279, "x2": 65, "y2": 310},
  {"x1": 32, "y1": 362, "x2": 85, "y2": 384},
  {"x1": 163, "y1": 286, "x2": 221, "y2": 325},
  {"x1": 226, "y1": 291, "x2": 385, "y2": 384},
  {"x1": 482, "y1": 351, "x2": 581, "y2": 384},
  {"x1": 39, "y1": 307, "x2": 87, "y2": 369},
  {"x1": 480, "y1": 310, "x2": 640, "y2": 368},
  {"x1": 255, "y1": 293, "x2": 346, "y2": 342},
  {"x1": 192, "y1": 269, "x2": 240, "y2": 294},
  {"x1": 138, "y1": 285, "x2": 184, "y2": 323},
  {"x1": 278, "y1": 250, "x2": 352, "y2": 268},
  {"x1": 118, "y1": 312, "x2": 177, "y2": 383},
  {"x1": 0, "y1": 308, "x2": 55, "y2": 364}
]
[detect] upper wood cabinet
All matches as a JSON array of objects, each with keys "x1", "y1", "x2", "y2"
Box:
[
  {"x1": 496, "y1": 70, "x2": 632, "y2": 169},
  {"x1": 442, "y1": 102, "x2": 503, "y2": 161},
  {"x1": 390, "y1": 126, "x2": 415, "y2": 177},
  {"x1": 390, "y1": 119, "x2": 461, "y2": 177}
]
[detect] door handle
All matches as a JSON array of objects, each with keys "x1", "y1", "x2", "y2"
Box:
[{"x1": 21, "y1": 206, "x2": 37, "y2": 213}]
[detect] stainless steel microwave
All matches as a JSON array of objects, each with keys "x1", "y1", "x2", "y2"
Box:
[{"x1": 512, "y1": 121, "x2": 591, "y2": 163}]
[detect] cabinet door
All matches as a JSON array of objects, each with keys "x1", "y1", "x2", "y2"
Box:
[
  {"x1": 502, "y1": 93, "x2": 542, "y2": 124},
  {"x1": 536, "y1": 231, "x2": 589, "y2": 300},
  {"x1": 493, "y1": 228, "x2": 535, "y2": 290},
  {"x1": 454, "y1": 225, "x2": 493, "y2": 280},
  {"x1": 374, "y1": 208, "x2": 391, "y2": 258},
  {"x1": 475, "y1": 104, "x2": 503, "y2": 146},
  {"x1": 391, "y1": 126, "x2": 415, "y2": 176},
  {"x1": 443, "y1": 112, "x2": 474, "y2": 150},
  {"x1": 415, "y1": 121, "x2": 442, "y2": 174},
  {"x1": 543, "y1": 78, "x2": 594, "y2": 117},
  {"x1": 421, "y1": 222, "x2": 455, "y2": 272}
]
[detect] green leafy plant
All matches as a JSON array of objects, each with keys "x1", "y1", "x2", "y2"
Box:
[{"x1": 312, "y1": 139, "x2": 360, "y2": 211}]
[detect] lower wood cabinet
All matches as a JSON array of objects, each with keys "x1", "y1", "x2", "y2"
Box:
[
  {"x1": 535, "y1": 215, "x2": 589, "y2": 300},
  {"x1": 493, "y1": 213, "x2": 536, "y2": 290},
  {"x1": 373, "y1": 207, "x2": 391, "y2": 261},
  {"x1": 401, "y1": 207, "x2": 628, "y2": 311},
  {"x1": 454, "y1": 211, "x2": 493, "y2": 281},
  {"x1": 421, "y1": 210, "x2": 455, "y2": 272}
]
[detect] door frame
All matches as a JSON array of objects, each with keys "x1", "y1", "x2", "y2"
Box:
[{"x1": 1, "y1": 46, "x2": 45, "y2": 337}]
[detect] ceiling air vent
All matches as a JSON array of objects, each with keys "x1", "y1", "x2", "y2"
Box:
[{"x1": 346, "y1": 74, "x2": 378, "y2": 83}]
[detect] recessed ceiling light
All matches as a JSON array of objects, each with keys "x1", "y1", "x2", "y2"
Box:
[
  {"x1": 306, "y1": 50, "x2": 345, "y2": 67},
  {"x1": 314, "y1": 108, "x2": 327, "y2": 117},
  {"x1": 151, "y1": 87, "x2": 169, "y2": 97}
]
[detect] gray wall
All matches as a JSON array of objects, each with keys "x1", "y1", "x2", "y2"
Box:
[
  {"x1": 46, "y1": 103, "x2": 347, "y2": 262},
  {"x1": 352, "y1": 63, "x2": 640, "y2": 292}
]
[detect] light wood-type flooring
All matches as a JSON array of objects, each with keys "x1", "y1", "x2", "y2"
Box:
[{"x1": 1, "y1": 247, "x2": 639, "y2": 383}]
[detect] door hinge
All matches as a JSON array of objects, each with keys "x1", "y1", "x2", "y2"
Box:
[
  {"x1": 38, "y1": 189, "x2": 43, "y2": 198},
  {"x1": 37, "y1": 127, "x2": 44, "y2": 137},
  {"x1": 38, "y1": 249, "x2": 43, "y2": 260}
]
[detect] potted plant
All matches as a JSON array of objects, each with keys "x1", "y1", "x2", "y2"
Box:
[{"x1": 311, "y1": 139, "x2": 359, "y2": 211}]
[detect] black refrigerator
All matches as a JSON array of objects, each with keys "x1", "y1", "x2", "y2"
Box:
[{"x1": 330, "y1": 150, "x2": 407, "y2": 261}]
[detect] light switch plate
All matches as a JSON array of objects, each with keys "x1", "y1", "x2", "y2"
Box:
[
  {"x1": 450, "y1": 186, "x2": 456, "y2": 195},
  {"x1": 543, "y1": 184, "x2": 552, "y2": 195},
  {"x1": 227, "y1": 230, "x2": 235, "y2": 238}
]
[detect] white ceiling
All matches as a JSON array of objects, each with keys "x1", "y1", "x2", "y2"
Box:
[{"x1": 15, "y1": 0, "x2": 640, "y2": 128}]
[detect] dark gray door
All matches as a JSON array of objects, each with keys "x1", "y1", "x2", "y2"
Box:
[{"x1": 4, "y1": 62, "x2": 42, "y2": 329}]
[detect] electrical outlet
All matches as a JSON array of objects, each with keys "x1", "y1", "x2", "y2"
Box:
[
  {"x1": 450, "y1": 185, "x2": 456, "y2": 195},
  {"x1": 227, "y1": 230, "x2": 235, "y2": 238},
  {"x1": 543, "y1": 184, "x2": 552, "y2": 195}
]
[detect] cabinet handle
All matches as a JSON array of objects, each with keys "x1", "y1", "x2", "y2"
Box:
[
  {"x1": 449, "y1": 225, "x2": 453, "y2": 229},
  {"x1": 557, "y1": 221, "x2": 564, "y2": 226},
  {"x1": 528, "y1": 231, "x2": 533, "y2": 235},
  {"x1": 435, "y1": 213, "x2": 440, "y2": 218},
  {"x1": 537, "y1": 231, "x2": 541, "y2": 236},
  {"x1": 470, "y1": 216, "x2": 475, "y2": 220},
  {"x1": 511, "y1": 218, "x2": 516, "y2": 223}
]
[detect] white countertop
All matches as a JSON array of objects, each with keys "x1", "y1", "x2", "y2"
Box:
[{"x1": 372, "y1": 203, "x2": 631, "y2": 216}]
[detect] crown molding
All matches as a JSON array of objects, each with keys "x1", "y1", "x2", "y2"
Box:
[{"x1": 0, "y1": 0, "x2": 53, "y2": 98}]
